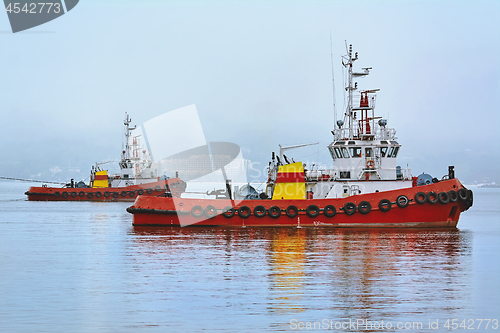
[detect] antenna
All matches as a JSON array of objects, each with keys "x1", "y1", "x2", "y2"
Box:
[{"x1": 330, "y1": 31, "x2": 337, "y2": 129}]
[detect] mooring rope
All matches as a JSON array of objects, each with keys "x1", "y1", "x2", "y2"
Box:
[{"x1": 0, "y1": 177, "x2": 66, "y2": 185}]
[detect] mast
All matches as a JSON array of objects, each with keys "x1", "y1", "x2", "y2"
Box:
[{"x1": 122, "y1": 113, "x2": 136, "y2": 161}]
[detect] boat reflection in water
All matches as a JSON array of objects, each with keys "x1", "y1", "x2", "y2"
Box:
[{"x1": 130, "y1": 226, "x2": 472, "y2": 324}]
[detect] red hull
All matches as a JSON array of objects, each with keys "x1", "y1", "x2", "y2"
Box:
[
  {"x1": 26, "y1": 178, "x2": 185, "y2": 202},
  {"x1": 127, "y1": 179, "x2": 472, "y2": 227}
]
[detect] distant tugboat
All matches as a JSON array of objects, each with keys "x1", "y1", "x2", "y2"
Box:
[
  {"x1": 26, "y1": 114, "x2": 185, "y2": 202},
  {"x1": 128, "y1": 44, "x2": 472, "y2": 226}
]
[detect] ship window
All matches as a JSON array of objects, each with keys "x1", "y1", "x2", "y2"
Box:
[
  {"x1": 341, "y1": 147, "x2": 349, "y2": 158},
  {"x1": 335, "y1": 141, "x2": 345, "y2": 145},
  {"x1": 390, "y1": 141, "x2": 398, "y2": 145},
  {"x1": 388, "y1": 147, "x2": 395, "y2": 157},
  {"x1": 348, "y1": 141, "x2": 356, "y2": 145},
  {"x1": 329, "y1": 147, "x2": 336, "y2": 160},
  {"x1": 120, "y1": 163, "x2": 127, "y2": 168},
  {"x1": 380, "y1": 147, "x2": 388, "y2": 157},
  {"x1": 365, "y1": 147, "x2": 372, "y2": 157},
  {"x1": 392, "y1": 146, "x2": 399, "y2": 158},
  {"x1": 340, "y1": 171, "x2": 351, "y2": 179},
  {"x1": 334, "y1": 147, "x2": 342, "y2": 159},
  {"x1": 381, "y1": 140, "x2": 388, "y2": 144},
  {"x1": 349, "y1": 147, "x2": 361, "y2": 158},
  {"x1": 128, "y1": 163, "x2": 133, "y2": 168}
]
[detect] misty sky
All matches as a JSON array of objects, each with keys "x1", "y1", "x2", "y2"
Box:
[{"x1": 1, "y1": 0, "x2": 499, "y2": 185}]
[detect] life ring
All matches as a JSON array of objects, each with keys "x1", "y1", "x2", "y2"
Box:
[
  {"x1": 79, "y1": 191, "x2": 85, "y2": 197},
  {"x1": 62, "y1": 192, "x2": 68, "y2": 198},
  {"x1": 358, "y1": 201, "x2": 372, "y2": 214},
  {"x1": 104, "y1": 191, "x2": 110, "y2": 197},
  {"x1": 154, "y1": 185, "x2": 161, "y2": 191},
  {"x1": 458, "y1": 188, "x2": 468, "y2": 201},
  {"x1": 87, "y1": 192, "x2": 93, "y2": 199},
  {"x1": 286, "y1": 205, "x2": 299, "y2": 218},
  {"x1": 137, "y1": 189, "x2": 144, "y2": 195},
  {"x1": 379, "y1": 199, "x2": 392, "y2": 212},
  {"x1": 146, "y1": 188, "x2": 153, "y2": 194},
  {"x1": 238, "y1": 206, "x2": 251, "y2": 219},
  {"x1": 366, "y1": 160, "x2": 375, "y2": 168},
  {"x1": 112, "y1": 192, "x2": 119, "y2": 198},
  {"x1": 129, "y1": 191, "x2": 135, "y2": 197},
  {"x1": 222, "y1": 206, "x2": 235, "y2": 218},
  {"x1": 448, "y1": 190, "x2": 458, "y2": 203},
  {"x1": 121, "y1": 191, "x2": 128, "y2": 197},
  {"x1": 191, "y1": 205, "x2": 204, "y2": 218},
  {"x1": 323, "y1": 205, "x2": 336, "y2": 218},
  {"x1": 415, "y1": 192, "x2": 427, "y2": 204},
  {"x1": 268, "y1": 206, "x2": 281, "y2": 218},
  {"x1": 343, "y1": 202, "x2": 357, "y2": 215},
  {"x1": 438, "y1": 191, "x2": 450, "y2": 204},
  {"x1": 396, "y1": 195, "x2": 409, "y2": 208},
  {"x1": 306, "y1": 205, "x2": 320, "y2": 218},
  {"x1": 95, "y1": 191, "x2": 102, "y2": 198},
  {"x1": 254, "y1": 205, "x2": 266, "y2": 218},
  {"x1": 71, "y1": 192, "x2": 77, "y2": 197},
  {"x1": 204, "y1": 205, "x2": 217, "y2": 219},
  {"x1": 54, "y1": 191, "x2": 60, "y2": 197},
  {"x1": 427, "y1": 191, "x2": 438, "y2": 204}
]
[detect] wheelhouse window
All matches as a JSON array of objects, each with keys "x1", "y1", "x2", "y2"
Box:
[
  {"x1": 349, "y1": 147, "x2": 362, "y2": 158},
  {"x1": 380, "y1": 147, "x2": 388, "y2": 157},
  {"x1": 392, "y1": 147, "x2": 399, "y2": 157},
  {"x1": 365, "y1": 147, "x2": 372, "y2": 157},
  {"x1": 341, "y1": 147, "x2": 349, "y2": 158},
  {"x1": 388, "y1": 147, "x2": 395, "y2": 158},
  {"x1": 334, "y1": 147, "x2": 342, "y2": 158}
]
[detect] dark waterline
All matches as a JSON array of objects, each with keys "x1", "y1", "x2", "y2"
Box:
[{"x1": 0, "y1": 182, "x2": 498, "y2": 332}]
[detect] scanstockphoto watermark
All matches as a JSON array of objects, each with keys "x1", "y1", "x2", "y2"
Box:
[
  {"x1": 3, "y1": 0, "x2": 79, "y2": 33},
  {"x1": 289, "y1": 318, "x2": 499, "y2": 330}
]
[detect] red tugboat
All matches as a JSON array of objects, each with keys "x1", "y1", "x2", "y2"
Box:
[
  {"x1": 26, "y1": 114, "x2": 185, "y2": 202},
  {"x1": 127, "y1": 44, "x2": 472, "y2": 226}
]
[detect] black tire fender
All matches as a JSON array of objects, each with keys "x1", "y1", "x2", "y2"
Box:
[
  {"x1": 448, "y1": 190, "x2": 458, "y2": 203},
  {"x1": 415, "y1": 192, "x2": 427, "y2": 204},
  {"x1": 358, "y1": 201, "x2": 372, "y2": 214},
  {"x1": 396, "y1": 195, "x2": 409, "y2": 208},
  {"x1": 379, "y1": 199, "x2": 391, "y2": 212},
  {"x1": 438, "y1": 191, "x2": 450, "y2": 204},
  {"x1": 286, "y1": 205, "x2": 298, "y2": 218},
  {"x1": 306, "y1": 205, "x2": 320, "y2": 218},
  {"x1": 238, "y1": 206, "x2": 251, "y2": 219},
  {"x1": 222, "y1": 206, "x2": 235, "y2": 218},
  {"x1": 343, "y1": 202, "x2": 357, "y2": 215},
  {"x1": 427, "y1": 191, "x2": 438, "y2": 204},
  {"x1": 268, "y1": 206, "x2": 281, "y2": 218},
  {"x1": 458, "y1": 188, "x2": 469, "y2": 201},
  {"x1": 191, "y1": 205, "x2": 204, "y2": 218},
  {"x1": 254, "y1": 205, "x2": 266, "y2": 218},
  {"x1": 204, "y1": 205, "x2": 217, "y2": 219},
  {"x1": 323, "y1": 205, "x2": 336, "y2": 218}
]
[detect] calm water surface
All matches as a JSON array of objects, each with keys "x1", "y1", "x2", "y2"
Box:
[{"x1": 0, "y1": 181, "x2": 499, "y2": 332}]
